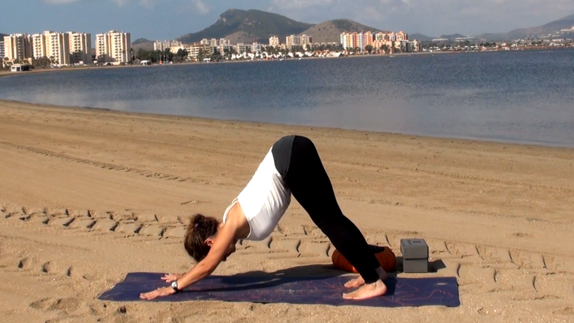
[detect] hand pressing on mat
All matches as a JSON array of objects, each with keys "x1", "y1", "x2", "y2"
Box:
[
  {"x1": 140, "y1": 136, "x2": 388, "y2": 300},
  {"x1": 138, "y1": 274, "x2": 182, "y2": 299},
  {"x1": 139, "y1": 286, "x2": 177, "y2": 300},
  {"x1": 161, "y1": 273, "x2": 184, "y2": 283}
]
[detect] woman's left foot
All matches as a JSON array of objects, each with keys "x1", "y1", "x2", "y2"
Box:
[{"x1": 343, "y1": 280, "x2": 387, "y2": 300}]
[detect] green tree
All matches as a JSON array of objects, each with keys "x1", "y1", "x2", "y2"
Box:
[
  {"x1": 379, "y1": 45, "x2": 390, "y2": 54},
  {"x1": 176, "y1": 48, "x2": 188, "y2": 61},
  {"x1": 129, "y1": 48, "x2": 135, "y2": 64},
  {"x1": 197, "y1": 49, "x2": 205, "y2": 62},
  {"x1": 33, "y1": 56, "x2": 51, "y2": 67},
  {"x1": 365, "y1": 45, "x2": 373, "y2": 54}
]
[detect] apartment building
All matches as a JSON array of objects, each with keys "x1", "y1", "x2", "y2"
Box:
[
  {"x1": 31, "y1": 31, "x2": 71, "y2": 65},
  {"x1": 154, "y1": 40, "x2": 182, "y2": 51},
  {"x1": 251, "y1": 42, "x2": 263, "y2": 53},
  {"x1": 3, "y1": 34, "x2": 33, "y2": 61},
  {"x1": 0, "y1": 40, "x2": 5, "y2": 60},
  {"x1": 187, "y1": 43, "x2": 211, "y2": 58},
  {"x1": 47, "y1": 31, "x2": 70, "y2": 65},
  {"x1": 363, "y1": 31, "x2": 374, "y2": 48},
  {"x1": 395, "y1": 31, "x2": 408, "y2": 41},
  {"x1": 269, "y1": 36, "x2": 280, "y2": 47},
  {"x1": 31, "y1": 33, "x2": 47, "y2": 59},
  {"x1": 95, "y1": 30, "x2": 131, "y2": 64},
  {"x1": 68, "y1": 32, "x2": 92, "y2": 64},
  {"x1": 286, "y1": 34, "x2": 312, "y2": 49},
  {"x1": 195, "y1": 38, "x2": 233, "y2": 55},
  {"x1": 235, "y1": 43, "x2": 247, "y2": 54},
  {"x1": 300, "y1": 35, "x2": 312, "y2": 49},
  {"x1": 340, "y1": 32, "x2": 359, "y2": 50},
  {"x1": 219, "y1": 38, "x2": 230, "y2": 46}
]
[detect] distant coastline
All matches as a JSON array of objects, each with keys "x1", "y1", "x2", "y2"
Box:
[{"x1": 2, "y1": 44, "x2": 570, "y2": 80}]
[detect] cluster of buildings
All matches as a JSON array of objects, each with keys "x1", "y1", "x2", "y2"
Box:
[
  {"x1": 153, "y1": 40, "x2": 183, "y2": 51},
  {"x1": 0, "y1": 28, "x2": 421, "y2": 68},
  {"x1": 157, "y1": 31, "x2": 419, "y2": 61},
  {"x1": 339, "y1": 30, "x2": 419, "y2": 52},
  {"x1": 1, "y1": 30, "x2": 131, "y2": 67}
]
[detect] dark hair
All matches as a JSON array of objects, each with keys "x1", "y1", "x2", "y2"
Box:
[{"x1": 184, "y1": 214, "x2": 219, "y2": 262}]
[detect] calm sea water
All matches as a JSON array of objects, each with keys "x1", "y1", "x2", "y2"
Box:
[{"x1": 1, "y1": 49, "x2": 573, "y2": 147}]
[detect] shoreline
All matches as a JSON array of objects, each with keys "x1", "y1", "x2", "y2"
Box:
[
  {"x1": 1, "y1": 99, "x2": 574, "y2": 322},
  {"x1": 0, "y1": 96, "x2": 571, "y2": 150}
]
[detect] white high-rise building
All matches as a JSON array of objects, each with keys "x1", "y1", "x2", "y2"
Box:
[
  {"x1": 68, "y1": 32, "x2": 92, "y2": 64},
  {"x1": 300, "y1": 34, "x2": 312, "y2": 48},
  {"x1": 31, "y1": 33, "x2": 47, "y2": 59},
  {"x1": 154, "y1": 40, "x2": 182, "y2": 51},
  {"x1": 269, "y1": 36, "x2": 279, "y2": 47},
  {"x1": 31, "y1": 31, "x2": 71, "y2": 65},
  {"x1": 3, "y1": 34, "x2": 33, "y2": 61},
  {"x1": 285, "y1": 35, "x2": 312, "y2": 49},
  {"x1": 95, "y1": 30, "x2": 131, "y2": 63},
  {"x1": 219, "y1": 38, "x2": 230, "y2": 46},
  {"x1": 286, "y1": 35, "x2": 299, "y2": 48}
]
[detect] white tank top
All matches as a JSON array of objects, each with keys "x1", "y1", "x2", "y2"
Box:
[{"x1": 223, "y1": 148, "x2": 291, "y2": 241}]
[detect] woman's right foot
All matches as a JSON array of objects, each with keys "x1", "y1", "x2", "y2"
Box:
[{"x1": 344, "y1": 276, "x2": 365, "y2": 288}]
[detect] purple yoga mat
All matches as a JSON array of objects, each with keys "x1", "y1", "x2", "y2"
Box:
[{"x1": 98, "y1": 273, "x2": 460, "y2": 307}]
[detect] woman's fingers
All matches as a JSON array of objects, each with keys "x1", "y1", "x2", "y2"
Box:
[
  {"x1": 140, "y1": 287, "x2": 174, "y2": 300},
  {"x1": 139, "y1": 289, "x2": 159, "y2": 300},
  {"x1": 161, "y1": 273, "x2": 177, "y2": 282}
]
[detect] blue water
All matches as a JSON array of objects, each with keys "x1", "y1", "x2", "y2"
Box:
[{"x1": 1, "y1": 49, "x2": 573, "y2": 147}]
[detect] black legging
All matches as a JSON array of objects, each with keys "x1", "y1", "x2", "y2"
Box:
[{"x1": 272, "y1": 135, "x2": 381, "y2": 284}]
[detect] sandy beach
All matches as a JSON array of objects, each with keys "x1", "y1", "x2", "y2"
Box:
[{"x1": 1, "y1": 98, "x2": 573, "y2": 322}]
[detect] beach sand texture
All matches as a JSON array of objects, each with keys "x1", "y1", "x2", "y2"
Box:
[{"x1": 1, "y1": 99, "x2": 573, "y2": 322}]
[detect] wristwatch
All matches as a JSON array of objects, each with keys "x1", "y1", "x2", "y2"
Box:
[{"x1": 171, "y1": 280, "x2": 181, "y2": 293}]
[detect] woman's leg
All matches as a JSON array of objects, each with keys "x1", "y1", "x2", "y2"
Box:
[{"x1": 279, "y1": 136, "x2": 382, "y2": 284}]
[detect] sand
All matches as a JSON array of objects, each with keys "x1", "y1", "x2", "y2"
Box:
[{"x1": 0, "y1": 99, "x2": 573, "y2": 322}]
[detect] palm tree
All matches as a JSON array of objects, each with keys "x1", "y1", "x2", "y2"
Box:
[{"x1": 129, "y1": 48, "x2": 135, "y2": 64}]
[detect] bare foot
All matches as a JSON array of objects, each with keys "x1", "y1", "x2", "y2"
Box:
[
  {"x1": 344, "y1": 268, "x2": 387, "y2": 289},
  {"x1": 343, "y1": 280, "x2": 387, "y2": 300},
  {"x1": 344, "y1": 276, "x2": 365, "y2": 288}
]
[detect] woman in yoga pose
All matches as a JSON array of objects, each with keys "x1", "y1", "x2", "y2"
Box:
[{"x1": 140, "y1": 135, "x2": 387, "y2": 300}]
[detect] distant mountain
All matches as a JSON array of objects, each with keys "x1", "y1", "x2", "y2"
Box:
[
  {"x1": 133, "y1": 38, "x2": 153, "y2": 45},
  {"x1": 132, "y1": 38, "x2": 154, "y2": 51},
  {"x1": 171, "y1": 9, "x2": 574, "y2": 45},
  {"x1": 301, "y1": 19, "x2": 385, "y2": 43},
  {"x1": 507, "y1": 13, "x2": 574, "y2": 38},
  {"x1": 477, "y1": 13, "x2": 574, "y2": 40},
  {"x1": 0, "y1": 33, "x2": 7, "y2": 39},
  {"x1": 409, "y1": 33, "x2": 433, "y2": 41},
  {"x1": 178, "y1": 9, "x2": 314, "y2": 44}
]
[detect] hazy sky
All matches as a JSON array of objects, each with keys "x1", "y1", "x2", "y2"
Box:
[{"x1": 1, "y1": 0, "x2": 573, "y2": 41}]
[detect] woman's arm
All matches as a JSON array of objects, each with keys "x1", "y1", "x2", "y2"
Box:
[{"x1": 139, "y1": 221, "x2": 237, "y2": 300}]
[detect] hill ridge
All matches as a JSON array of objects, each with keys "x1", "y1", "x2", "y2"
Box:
[{"x1": 178, "y1": 8, "x2": 313, "y2": 44}]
